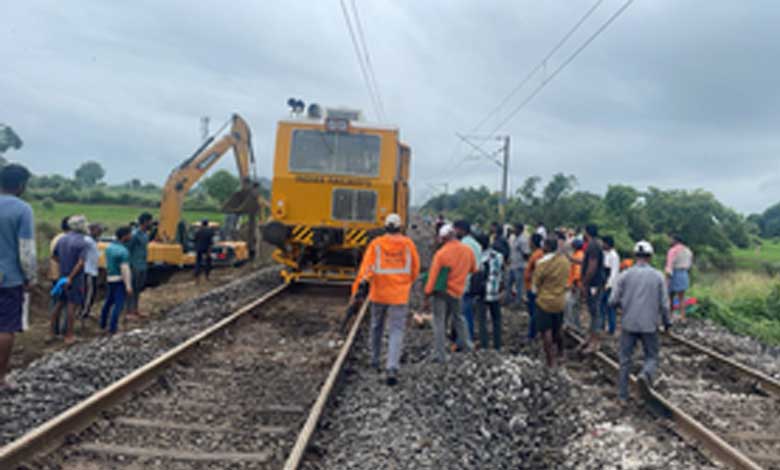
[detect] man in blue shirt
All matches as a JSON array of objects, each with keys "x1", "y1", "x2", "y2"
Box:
[
  {"x1": 0, "y1": 164, "x2": 37, "y2": 388},
  {"x1": 52, "y1": 215, "x2": 89, "y2": 344},
  {"x1": 126, "y1": 212, "x2": 152, "y2": 318}
]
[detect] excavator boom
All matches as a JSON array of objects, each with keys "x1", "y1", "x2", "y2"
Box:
[{"x1": 157, "y1": 114, "x2": 258, "y2": 242}]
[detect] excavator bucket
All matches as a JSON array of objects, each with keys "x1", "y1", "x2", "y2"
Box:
[{"x1": 222, "y1": 188, "x2": 261, "y2": 214}]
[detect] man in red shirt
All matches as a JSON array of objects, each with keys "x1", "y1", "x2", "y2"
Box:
[{"x1": 424, "y1": 224, "x2": 477, "y2": 362}]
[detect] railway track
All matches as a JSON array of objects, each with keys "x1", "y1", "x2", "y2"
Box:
[
  {"x1": 566, "y1": 327, "x2": 780, "y2": 470},
  {"x1": 0, "y1": 282, "x2": 368, "y2": 470}
]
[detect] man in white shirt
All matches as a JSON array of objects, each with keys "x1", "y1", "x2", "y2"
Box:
[
  {"x1": 81, "y1": 223, "x2": 103, "y2": 319},
  {"x1": 600, "y1": 235, "x2": 621, "y2": 335},
  {"x1": 505, "y1": 223, "x2": 530, "y2": 307},
  {"x1": 535, "y1": 222, "x2": 547, "y2": 240}
]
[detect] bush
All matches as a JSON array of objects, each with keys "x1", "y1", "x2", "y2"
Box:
[
  {"x1": 691, "y1": 273, "x2": 780, "y2": 345},
  {"x1": 41, "y1": 197, "x2": 55, "y2": 210},
  {"x1": 55, "y1": 185, "x2": 79, "y2": 202}
]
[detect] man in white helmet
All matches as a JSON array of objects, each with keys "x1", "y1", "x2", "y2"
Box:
[
  {"x1": 609, "y1": 240, "x2": 671, "y2": 402},
  {"x1": 352, "y1": 213, "x2": 420, "y2": 386}
]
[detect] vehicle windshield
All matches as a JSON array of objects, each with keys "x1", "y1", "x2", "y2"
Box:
[{"x1": 289, "y1": 129, "x2": 380, "y2": 177}]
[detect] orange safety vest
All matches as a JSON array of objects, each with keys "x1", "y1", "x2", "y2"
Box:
[{"x1": 352, "y1": 234, "x2": 420, "y2": 305}]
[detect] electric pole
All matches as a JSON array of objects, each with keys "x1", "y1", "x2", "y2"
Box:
[
  {"x1": 455, "y1": 133, "x2": 511, "y2": 222},
  {"x1": 200, "y1": 116, "x2": 210, "y2": 141},
  {"x1": 499, "y1": 135, "x2": 510, "y2": 222}
]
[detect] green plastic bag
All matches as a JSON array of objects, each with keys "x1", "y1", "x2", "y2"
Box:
[{"x1": 421, "y1": 267, "x2": 450, "y2": 293}]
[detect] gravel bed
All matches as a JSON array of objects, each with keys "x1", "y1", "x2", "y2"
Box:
[
  {"x1": 27, "y1": 284, "x2": 349, "y2": 470},
  {"x1": 595, "y1": 331, "x2": 780, "y2": 469},
  {"x1": 301, "y1": 305, "x2": 715, "y2": 469},
  {"x1": 676, "y1": 318, "x2": 780, "y2": 380},
  {"x1": 0, "y1": 266, "x2": 282, "y2": 447}
]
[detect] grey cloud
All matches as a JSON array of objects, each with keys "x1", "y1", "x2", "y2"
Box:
[{"x1": 3, "y1": 0, "x2": 780, "y2": 213}]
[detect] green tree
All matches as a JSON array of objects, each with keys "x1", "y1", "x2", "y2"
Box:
[
  {"x1": 74, "y1": 161, "x2": 105, "y2": 186},
  {"x1": 0, "y1": 125, "x2": 23, "y2": 155},
  {"x1": 756, "y1": 202, "x2": 780, "y2": 238},
  {"x1": 604, "y1": 184, "x2": 639, "y2": 215},
  {"x1": 201, "y1": 170, "x2": 240, "y2": 204}
]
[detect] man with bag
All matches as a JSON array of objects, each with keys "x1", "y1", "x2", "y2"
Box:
[
  {"x1": 424, "y1": 224, "x2": 477, "y2": 363},
  {"x1": 352, "y1": 214, "x2": 420, "y2": 386}
]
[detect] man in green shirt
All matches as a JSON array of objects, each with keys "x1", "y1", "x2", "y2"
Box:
[
  {"x1": 100, "y1": 227, "x2": 133, "y2": 334},
  {"x1": 532, "y1": 237, "x2": 570, "y2": 368},
  {"x1": 126, "y1": 213, "x2": 152, "y2": 318}
]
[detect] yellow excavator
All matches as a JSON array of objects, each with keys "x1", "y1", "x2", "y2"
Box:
[{"x1": 147, "y1": 113, "x2": 265, "y2": 268}]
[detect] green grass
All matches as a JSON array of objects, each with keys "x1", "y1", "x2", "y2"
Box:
[
  {"x1": 732, "y1": 239, "x2": 780, "y2": 271},
  {"x1": 31, "y1": 201, "x2": 223, "y2": 230},
  {"x1": 31, "y1": 201, "x2": 223, "y2": 259},
  {"x1": 689, "y1": 270, "x2": 780, "y2": 345}
]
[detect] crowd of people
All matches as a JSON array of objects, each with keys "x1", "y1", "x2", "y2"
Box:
[
  {"x1": 357, "y1": 211, "x2": 695, "y2": 403},
  {"x1": 0, "y1": 163, "x2": 218, "y2": 389},
  {"x1": 0, "y1": 158, "x2": 695, "y2": 404}
]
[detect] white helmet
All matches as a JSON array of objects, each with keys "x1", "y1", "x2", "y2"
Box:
[
  {"x1": 385, "y1": 213, "x2": 402, "y2": 229},
  {"x1": 438, "y1": 223, "x2": 454, "y2": 238},
  {"x1": 634, "y1": 240, "x2": 654, "y2": 256}
]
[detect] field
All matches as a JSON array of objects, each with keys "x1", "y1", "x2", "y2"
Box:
[
  {"x1": 31, "y1": 201, "x2": 223, "y2": 258},
  {"x1": 732, "y1": 239, "x2": 780, "y2": 271},
  {"x1": 31, "y1": 201, "x2": 223, "y2": 229},
  {"x1": 690, "y1": 270, "x2": 780, "y2": 345}
]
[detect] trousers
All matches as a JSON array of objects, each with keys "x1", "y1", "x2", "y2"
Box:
[
  {"x1": 81, "y1": 275, "x2": 98, "y2": 318},
  {"x1": 526, "y1": 291, "x2": 538, "y2": 339},
  {"x1": 476, "y1": 300, "x2": 502, "y2": 350},
  {"x1": 565, "y1": 288, "x2": 583, "y2": 330},
  {"x1": 461, "y1": 293, "x2": 476, "y2": 340},
  {"x1": 504, "y1": 267, "x2": 525, "y2": 305},
  {"x1": 125, "y1": 269, "x2": 147, "y2": 313},
  {"x1": 100, "y1": 282, "x2": 126, "y2": 334},
  {"x1": 600, "y1": 288, "x2": 617, "y2": 334},
  {"x1": 618, "y1": 330, "x2": 659, "y2": 400},
  {"x1": 432, "y1": 293, "x2": 471, "y2": 362},
  {"x1": 194, "y1": 251, "x2": 212, "y2": 278},
  {"x1": 370, "y1": 303, "x2": 408, "y2": 371}
]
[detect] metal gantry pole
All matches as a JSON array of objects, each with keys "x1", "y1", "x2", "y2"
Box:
[{"x1": 499, "y1": 135, "x2": 510, "y2": 222}]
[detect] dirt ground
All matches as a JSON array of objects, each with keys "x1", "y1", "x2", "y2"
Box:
[{"x1": 11, "y1": 258, "x2": 272, "y2": 371}]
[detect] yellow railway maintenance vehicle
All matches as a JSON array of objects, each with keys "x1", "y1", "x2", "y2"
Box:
[{"x1": 262, "y1": 102, "x2": 410, "y2": 283}]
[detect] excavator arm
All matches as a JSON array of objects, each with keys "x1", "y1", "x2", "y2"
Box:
[{"x1": 157, "y1": 114, "x2": 259, "y2": 242}]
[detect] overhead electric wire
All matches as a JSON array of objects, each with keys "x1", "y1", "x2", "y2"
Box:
[
  {"x1": 339, "y1": 0, "x2": 383, "y2": 121},
  {"x1": 471, "y1": 0, "x2": 606, "y2": 133},
  {"x1": 350, "y1": 0, "x2": 386, "y2": 122},
  {"x1": 488, "y1": 0, "x2": 636, "y2": 135}
]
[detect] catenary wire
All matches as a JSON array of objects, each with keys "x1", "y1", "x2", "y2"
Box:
[
  {"x1": 350, "y1": 0, "x2": 386, "y2": 122},
  {"x1": 488, "y1": 0, "x2": 636, "y2": 135},
  {"x1": 470, "y1": 0, "x2": 606, "y2": 133},
  {"x1": 339, "y1": 0, "x2": 383, "y2": 121}
]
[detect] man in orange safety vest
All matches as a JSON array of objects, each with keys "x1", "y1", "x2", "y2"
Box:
[{"x1": 352, "y1": 213, "x2": 420, "y2": 386}]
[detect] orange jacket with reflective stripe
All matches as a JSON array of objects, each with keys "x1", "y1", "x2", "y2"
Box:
[
  {"x1": 424, "y1": 239, "x2": 477, "y2": 298},
  {"x1": 352, "y1": 234, "x2": 420, "y2": 305}
]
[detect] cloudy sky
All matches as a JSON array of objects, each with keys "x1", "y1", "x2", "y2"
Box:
[{"x1": 3, "y1": 1, "x2": 780, "y2": 214}]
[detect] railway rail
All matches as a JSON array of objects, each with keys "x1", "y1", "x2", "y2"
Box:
[
  {"x1": 0, "y1": 282, "x2": 368, "y2": 470},
  {"x1": 565, "y1": 327, "x2": 780, "y2": 470}
]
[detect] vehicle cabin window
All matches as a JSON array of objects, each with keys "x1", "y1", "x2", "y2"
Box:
[
  {"x1": 332, "y1": 189, "x2": 377, "y2": 222},
  {"x1": 290, "y1": 129, "x2": 380, "y2": 177}
]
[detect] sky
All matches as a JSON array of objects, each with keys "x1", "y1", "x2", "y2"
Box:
[{"x1": 3, "y1": 0, "x2": 780, "y2": 214}]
